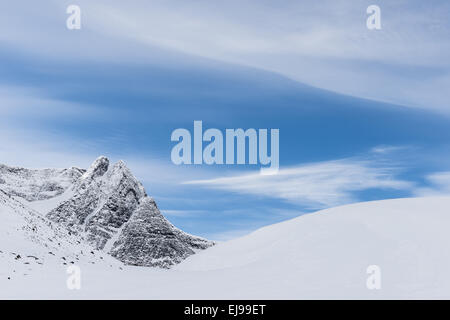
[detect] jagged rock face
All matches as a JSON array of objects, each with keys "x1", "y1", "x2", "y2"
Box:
[
  {"x1": 47, "y1": 157, "x2": 148, "y2": 250},
  {"x1": 0, "y1": 164, "x2": 84, "y2": 201},
  {"x1": 36, "y1": 156, "x2": 213, "y2": 268},
  {"x1": 109, "y1": 197, "x2": 212, "y2": 268},
  {"x1": 0, "y1": 156, "x2": 213, "y2": 268}
]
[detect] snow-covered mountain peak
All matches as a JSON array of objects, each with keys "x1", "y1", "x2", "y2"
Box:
[
  {"x1": 0, "y1": 157, "x2": 213, "y2": 269},
  {"x1": 106, "y1": 159, "x2": 146, "y2": 196},
  {"x1": 81, "y1": 156, "x2": 109, "y2": 181}
]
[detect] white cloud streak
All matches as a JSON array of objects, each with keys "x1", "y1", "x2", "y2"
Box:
[
  {"x1": 185, "y1": 159, "x2": 413, "y2": 209},
  {"x1": 85, "y1": 0, "x2": 450, "y2": 111},
  {"x1": 414, "y1": 172, "x2": 450, "y2": 197},
  {"x1": 0, "y1": 1, "x2": 449, "y2": 111}
]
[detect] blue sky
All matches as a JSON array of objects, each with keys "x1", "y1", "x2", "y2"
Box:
[{"x1": 0, "y1": 1, "x2": 450, "y2": 240}]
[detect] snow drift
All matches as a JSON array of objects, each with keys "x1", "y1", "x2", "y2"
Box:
[{"x1": 2, "y1": 192, "x2": 450, "y2": 299}]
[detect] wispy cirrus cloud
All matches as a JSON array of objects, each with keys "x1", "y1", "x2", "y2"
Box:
[
  {"x1": 370, "y1": 145, "x2": 411, "y2": 155},
  {"x1": 414, "y1": 172, "x2": 450, "y2": 197},
  {"x1": 184, "y1": 159, "x2": 414, "y2": 209},
  {"x1": 0, "y1": 86, "x2": 104, "y2": 119},
  {"x1": 1, "y1": 1, "x2": 449, "y2": 111},
  {"x1": 84, "y1": 0, "x2": 450, "y2": 111}
]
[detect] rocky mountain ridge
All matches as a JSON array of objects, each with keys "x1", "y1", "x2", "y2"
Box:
[{"x1": 0, "y1": 156, "x2": 213, "y2": 268}]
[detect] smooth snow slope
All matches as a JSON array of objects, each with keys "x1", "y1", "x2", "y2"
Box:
[
  {"x1": 176, "y1": 196, "x2": 450, "y2": 299},
  {"x1": 2, "y1": 196, "x2": 450, "y2": 299}
]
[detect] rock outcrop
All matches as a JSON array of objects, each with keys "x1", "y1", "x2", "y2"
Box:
[{"x1": 0, "y1": 157, "x2": 213, "y2": 268}]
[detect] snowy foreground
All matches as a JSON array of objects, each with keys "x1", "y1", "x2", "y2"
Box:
[{"x1": 2, "y1": 196, "x2": 450, "y2": 299}]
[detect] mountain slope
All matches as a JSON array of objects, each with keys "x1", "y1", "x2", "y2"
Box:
[
  {"x1": 1, "y1": 196, "x2": 450, "y2": 299},
  {"x1": 0, "y1": 157, "x2": 213, "y2": 268},
  {"x1": 173, "y1": 196, "x2": 450, "y2": 299},
  {"x1": 0, "y1": 188, "x2": 119, "y2": 282},
  {"x1": 0, "y1": 164, "x2": 84, "y2": 201},
  {"x1": 109, "y1": 197, "x2": 214, "y2": 267}
]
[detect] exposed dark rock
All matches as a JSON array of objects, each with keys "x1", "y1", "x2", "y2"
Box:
[
  {"x1": 0, "y1": 156, "x2": 213, "y2": 268},
  {"x1": 109, "y1": 197, "x2": 212, "y2": 268}
]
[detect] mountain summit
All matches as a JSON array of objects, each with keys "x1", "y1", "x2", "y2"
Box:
[{"x1": 0, "y1": 157, "x2": 213, "y2": 268}]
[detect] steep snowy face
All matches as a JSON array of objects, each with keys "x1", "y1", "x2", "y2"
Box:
[
  {"x1": 0, "y1": 188, "x2": 117, "y2": 278},
  {"x1": 47, "y1": 156, "x2": 148, "y2": 250},
  {"x1": 79, "y1": 156, "x2": 109, "y2": 182},
  {"x1": 0, "y1": 164, "x2": 84, "y2": 201},
  {"x1": 43, "y1": 156, "x2": 213, "y2": 267},
  {"x1": 109, "y1": 197, "x2": 212, "y2": 268},
  {"x1": 0, "y1": 156, "x2": 213, "y2": 269}
]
